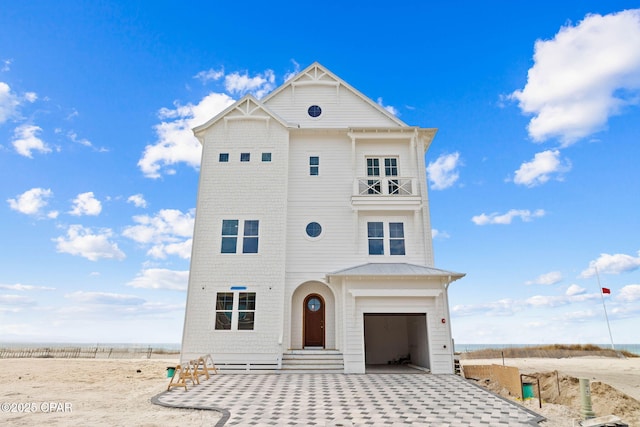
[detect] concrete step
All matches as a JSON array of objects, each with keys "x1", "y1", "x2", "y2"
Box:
[
  {"x1": 283, "y1": 349, "x2": 342, "y2": 357},
  {"x1": 279, "y1": 368, "x2": 344, "y2": 374},
  {"x1": 281, "y1": 350, "x2": 344, "y2": 373}
]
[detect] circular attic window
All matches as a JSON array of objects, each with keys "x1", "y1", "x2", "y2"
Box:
[
  {"x1": 305, "y1": 222, "x2": 322, "y2": 238},
  {"x1": 307, "y1": 105, "x2": 322, "y2": 118}
]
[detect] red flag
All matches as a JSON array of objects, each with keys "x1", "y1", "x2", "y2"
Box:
[{"x1": 602, "y1": 287, "x2": 611, "y2": 294}]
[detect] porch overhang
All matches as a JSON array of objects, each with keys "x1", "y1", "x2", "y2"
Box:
[{"x1": 326, "y1": 263, "x2": 465, "y2": 284}]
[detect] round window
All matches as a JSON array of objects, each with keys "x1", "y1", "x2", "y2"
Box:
[
  {"x1": 305, "y1": 222, "x2": 322, "y2": 238},
  {"x1": 307, "y1": 297, "x2": 321, "y2": 312},
  {"x1": 307, "y1": 105, "x2": 322, "y2": 118}
]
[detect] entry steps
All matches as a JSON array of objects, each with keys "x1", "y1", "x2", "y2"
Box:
[{"x1": 280, "y1": 349, "x2": 344, "y2": 373}]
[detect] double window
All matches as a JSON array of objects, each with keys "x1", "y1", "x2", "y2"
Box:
[
  {"x1": 221, "y1": 220, "x2": 259, "y2": 254},
  {"x1": 367, "y1": 221, "x2": 405, "y2": 255},
  {"x1": 215, "y1": 292, "x2": 256, "y2": 330},
  {"x1": 366, "y1": 157, "x2": 399, "y2": 194}
]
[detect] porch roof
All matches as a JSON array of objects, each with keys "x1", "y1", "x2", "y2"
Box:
[{"x1": 326, "y1": 263, "x2": 465, "y2": 281}]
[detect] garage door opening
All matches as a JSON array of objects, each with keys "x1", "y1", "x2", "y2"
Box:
[{"x1": 363, "y1": 313, "x2": 430, "y2": 372}]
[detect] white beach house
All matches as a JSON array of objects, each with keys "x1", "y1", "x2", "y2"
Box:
[{"x1": 180, "y1": 62, "x2": 464, "y2": 374}]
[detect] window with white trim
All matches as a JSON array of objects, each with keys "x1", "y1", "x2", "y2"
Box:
[
  {"x1": 366, "y1": 157, "x2": 399, "y2": 194},
  {"x1": 309, "y1": 156, "x2": 319, "y2": 176},
  {"x1": 215, "y1": 291, "x2": 256, "y2": 330},
  {"x1": 221, "y1": 220, "x2": 259, "y2": 254},
  {"x1": 367, "y1": 221, "x2": 405, "y2": 256}
]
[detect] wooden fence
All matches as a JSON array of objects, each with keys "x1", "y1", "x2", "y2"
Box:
[{"x1": 0, "y1": 346, "x2": 179, "y2": 359}]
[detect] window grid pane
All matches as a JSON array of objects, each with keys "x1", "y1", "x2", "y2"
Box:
[
  {"x1": 221, "y1": 220, "x2": 239, "y2": 253},
  {"x1": 215, "y1": 292, "x2": 234, "y2": 330},
  {"x1": 389, "y1": 222, "x2": 405, "y2": 255},
  {"x1": 367, "y1": 222, "x2": 384, "y2": 255},
  {"x1": 384, "y1": 158, "x2": 398, "y2": 176},
  {"x1": 310, "y1": 156, "x2": 319, "y2": 176},
  {"x1": 219, "y1": 153, "x2": 229, "y2": 162},
  {"x1": 262, "y1": 152, "x2": 271, "y2": 162},
  {"x1": 367, "y1": 158, "x2": 380, "y2": 177},
  {"x1": 222, "y1": 220, "x2": 239, "y2": 236},
  {"x1": 238, "y1": 292, "x2": 256, "y2": 330},
  {"x1": 242, "y1": 220, "x2": 259, "y2": 253},
  {"x1": 240, "y1": 153, "x2": 250, "y2": 162}
]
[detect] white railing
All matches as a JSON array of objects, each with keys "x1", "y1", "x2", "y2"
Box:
[{"x1": 355, "y1": 177, "x2": 416, "y2": 196}]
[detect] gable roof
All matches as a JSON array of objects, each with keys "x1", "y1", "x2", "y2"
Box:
[
  {"x1": 192, "y1": 94, "x2": 290, "y2": 142},
  {"x1": 327, "y1": 263, "x2": 465, "y2": 281},
  {"x1": 262, "y1": 62, "x2": 407, "y2": 127}
]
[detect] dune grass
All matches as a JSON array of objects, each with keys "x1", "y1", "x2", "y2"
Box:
[{"x1": 457, "y1": 344, "x2": 637, "y2": 359}]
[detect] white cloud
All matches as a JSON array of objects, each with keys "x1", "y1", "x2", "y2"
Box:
[
  {"x1": 580, "y1": 251, "x2": 640, "y2": 277},
  {"x1": 431, "y1": 229, "x2": 450, "y2": 239},
  {"x1": 127, "y1": 268, "x2": 189, "y2": 290},
  {"x1": 138, "y1": 92, "x2": 235, "y2": 178},
  {"x1": 7, "y1": 187, "x2": 53, "y2": 216},
  {"x1": 453, "y1": 298, "x2": 522, "y2": 317},
  {"x1": 566, "y1": 284, "x2": 586, "y2": 296},
  {"x1": 11, "y1": 124, "x2": 51, "y2": 158},
  {"x1": 146, "y1": 239, "x2": 192, "y2": 259},
  {"x1": 24, "y1": 92, "x2": 37, "y2": 103},
  {"x1": 0, "y1": 81, "x2": 20, "y2": 123},
  {"x1": 127, "y1": 194, "x2": 147, "y2": 208},
  {"x1": 65, "y1": 291, "x2": 145, "y2": 305},
  {"x1": 224, "y1": 69, "x2": 275, "y2": 99},
  {"x1": 427, "y1": 152, "x2": 461, "y2": 190},
  {"x1": 0, "y1": 294, "x2": 34, "y2": 306},
  {"x1": 513, "y1": 150, "x2": 571, "y2": 187},
  {"x1": 69, "y1": 192, "x2": 102, "y2": 216},
  {"x1": 617, "y1": 284, "x2": 640, "y2": 302},
  {"x1": 510, "y1": 9, "x2": 640, "y2": 144},
  {"x1": 377, "y1": 97, "x2": 399, "y2": 116},
  {"x1": 471, "y1": 208, "x2": 545, "y2": 225},
  {"x1": 526, "y1": 271, "x2": 563, "y2": 285},
  {"x1": 283, "y1": 60, "x2": 301, "y2": 82},
  {"x1": 1, "y1": 59, "x2": 12, "y2": 72},
  {"x1": 194, "y1": 67, "x2": 224, "y2": 83},
  {"x1": 67, "y1": 131, "x2": 106, "y2": 152},
  {"x1": 0, "y1": 283, "x2": 55, "y2": 291},
  {"x1": 54, "y1": 225, "x2": 125, "y2": 261},
  {"x1": 122, "y1": 209, "x2": 194, "y2": 259}
]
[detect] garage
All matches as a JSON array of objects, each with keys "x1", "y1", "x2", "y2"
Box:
[{"x1": 363, "y1": 313, "x2": 430, "y2": 370}]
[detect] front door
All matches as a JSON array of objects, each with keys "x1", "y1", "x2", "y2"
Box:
[{"x1": 304, "y1": 294, "x2": 325, "y2": 347}]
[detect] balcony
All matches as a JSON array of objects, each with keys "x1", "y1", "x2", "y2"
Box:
[{"x1": 351, "y1": 177, "x2": 422, "y2": 211}]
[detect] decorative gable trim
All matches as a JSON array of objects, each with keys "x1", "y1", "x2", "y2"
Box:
[
  {"x1": 263, "y1": 62, "x2": 407, "y2": 127},
  {"x1": 193, "y1": 94, "x2": 289, "y2": 143}
]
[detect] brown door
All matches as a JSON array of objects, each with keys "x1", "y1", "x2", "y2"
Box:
[{"x1": 304, "y1": 294, "x2": 325, "y2": 347}]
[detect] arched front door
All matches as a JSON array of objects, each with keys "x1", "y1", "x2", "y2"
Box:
[{"x1": 304, "y1": 294, "x2": 325, "y2": 347}]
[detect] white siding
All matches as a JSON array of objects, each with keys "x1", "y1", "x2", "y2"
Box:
[
  {"x1": 265, "y1": 84, "x2": 401, "y2": 129},
  {"x1": 181, "y1": 117, "x2": 289, "y2": 363}
]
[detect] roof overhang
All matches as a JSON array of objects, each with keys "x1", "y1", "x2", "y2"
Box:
[{"x1": 326, "y1": 263, "x2": 465, "y2": 283}]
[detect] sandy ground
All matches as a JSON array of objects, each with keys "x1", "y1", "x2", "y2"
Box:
[
  {"x1": 0, "y1": 358, "x2": 222, "y2": 426},
  {"x1": 1, "y1": 357, "x2": 638, "y2": 426},
  {"x1": 461, "y1": 357, "x2": 640, "y2": 427}
]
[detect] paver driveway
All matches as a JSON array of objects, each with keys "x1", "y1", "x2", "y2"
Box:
[{"x1": 152, "y1": 373, "x2": 544, "y2": 426}]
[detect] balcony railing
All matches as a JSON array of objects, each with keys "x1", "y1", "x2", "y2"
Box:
[{"x1": 355, "y1": 177, "x2": 416, "y2": 196}]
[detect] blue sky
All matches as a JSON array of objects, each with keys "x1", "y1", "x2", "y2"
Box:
[{"x1": 1, "y1": 1, "x2": 639, "y2": 345}]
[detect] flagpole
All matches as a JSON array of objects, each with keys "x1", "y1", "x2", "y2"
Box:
[{"x1": 595, "y1": 267, "x2": 615, "y2": 351}]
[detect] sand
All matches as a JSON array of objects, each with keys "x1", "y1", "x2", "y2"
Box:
[
  {"x1": 1, "y1": 357, "x2": 638, "y2": 426},
  {"x1": 461, "y1": 357, "x2": 640, "y2": 427},
  {"x1": 0, "y1": 358, "x2": 222, "y2": 426}
]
